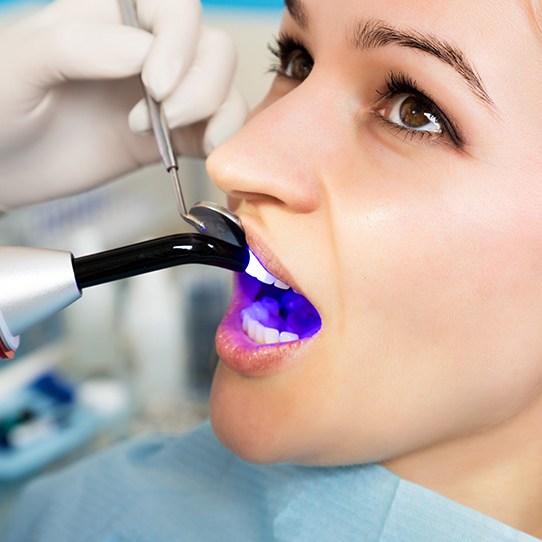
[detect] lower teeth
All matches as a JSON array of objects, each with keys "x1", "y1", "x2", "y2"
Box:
[
  {"x1": 241, "y1": 291, "x2": 321, "y2": 345},
  {"x1": 243, "y1": 312, "x2": 300, "y2": 345}
]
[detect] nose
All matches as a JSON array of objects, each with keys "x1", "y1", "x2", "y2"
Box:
[{"x1": 206, "y1": 78, "x2": 334, "y2": 215}]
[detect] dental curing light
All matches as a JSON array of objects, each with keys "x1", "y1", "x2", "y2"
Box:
[{"x1": 0, "y1": 233, "x2": 249, "y2": 360}]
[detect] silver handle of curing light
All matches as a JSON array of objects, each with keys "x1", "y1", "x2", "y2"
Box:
[
  {"x1": 0, "y1": 247, "x2": 81, "y2": 359},
  {"x1": 0, "y1": 236, "x2": 249, "y2": 359}
]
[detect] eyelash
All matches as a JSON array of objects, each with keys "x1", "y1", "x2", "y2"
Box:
[
  {"x1": 376, "y1": 72, "x2": 463, "y2": 147},
  {"x1": 268, "y1": 34, "x2": 313, "y2": 79},
  {"x1": 268, "y1": 34, "x2": 463, "y2": 149}
]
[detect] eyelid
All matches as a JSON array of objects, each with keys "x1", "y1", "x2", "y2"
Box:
[
  {"x1": 375, "y1": 72, "x2": 464, "y2": 148},
  {"x1": 267, "y1": 39, "x2": 466, "y2": 150},
  {"x1": 268, "y1": 32, "x2": 313, "y2": 80},
  {"x1": 373, "y1": 111, "x2": 444, "y2": 147}
]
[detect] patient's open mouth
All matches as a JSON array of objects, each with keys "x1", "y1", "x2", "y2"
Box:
[{"x1": 240, "y1": 250, "x2": 322, "y2": 345}]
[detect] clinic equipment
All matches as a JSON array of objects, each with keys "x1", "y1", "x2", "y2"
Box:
[
  {"x1": 118, "y1": 0, "x2": 244, "y2": 246},
  {"x1": 0, "y1": 0, "x2": 250, "y2": 360},
  {"x1": 0, "y1": 233, "x2": 249, "y2": 360},
  {"x1": 0, "y1": 77, "x2": 248, "y2": 363}
]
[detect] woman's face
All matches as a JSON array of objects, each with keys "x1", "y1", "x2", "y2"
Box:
[{"x1": 207, "y1": 0, "x2": 542, "y2": 467}]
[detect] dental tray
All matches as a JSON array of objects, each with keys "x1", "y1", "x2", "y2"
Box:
[{"x1": 0, "y1": 372, "x2": 101, "y2": 481}]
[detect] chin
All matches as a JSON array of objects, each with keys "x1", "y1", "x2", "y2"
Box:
[
  {"x1": 209, "y1": 363, "x2": 376, "y2": 467},
  {"x1": 209, "y1": 364, "x2": 296, "y2": 464},
  {"x1": 210, "y1": 414, "x2": 279, "y2": 465}
]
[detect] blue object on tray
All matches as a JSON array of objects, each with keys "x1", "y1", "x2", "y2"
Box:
[{"x1": 0, "y1": 371, "x2": 101, "y2": 481}]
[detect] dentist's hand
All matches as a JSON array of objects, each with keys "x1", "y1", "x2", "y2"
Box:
[{"x1": 0, "y1": 0, "x2": 247, "y2": 210}]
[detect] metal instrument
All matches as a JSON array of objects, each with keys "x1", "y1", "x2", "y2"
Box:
[
  {"x1": 118, "y1": 0, "x2": 245, "y2": 247},
  {"x1": 0, "y1": 2, "x2": 251, "y2": 360}
]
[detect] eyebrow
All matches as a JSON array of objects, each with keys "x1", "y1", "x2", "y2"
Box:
[
  {"x1": 352, "y1": 19, "x2": 494, "y2": 108},
  {"x1": 284, "y1": 0, "x2": 495, "y2": 110},
  {"x1": 284, "y1": 0, "x2": 309, "y2": 29}
]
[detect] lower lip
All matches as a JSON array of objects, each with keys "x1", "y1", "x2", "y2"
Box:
[{"x1": 215, "y1": 274, "x2": 315, "y2": 377}]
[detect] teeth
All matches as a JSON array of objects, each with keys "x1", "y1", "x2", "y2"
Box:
[
  {"x1": 279, "y1": 332, "x2": 299, "y2": 343},
  {"x1": 242, "y1": 312, "x2": 251, "y2": 333},
  {"x1": 264, "y1": 327, "x2": 280, "y2": 344},
  {"x1": 242, "y1": 311, "x2": 299, "y2": 345},
  {"x1": 261, "y1": 271, "x2": 275, "y2": 285},
  {"x1": 248, "y1": 318, "x2": 258, "y2": 339},
  {"x1": 274, "y1": 279, "x2": 290, "y2": 290},
  {"x1": 246, "y1": 250, "x2": 292, "y2": 290}
]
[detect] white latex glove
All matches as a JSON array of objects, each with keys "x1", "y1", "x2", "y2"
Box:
[{"x1": 0, "y1": 0, "x2": 247, "y2": 210}]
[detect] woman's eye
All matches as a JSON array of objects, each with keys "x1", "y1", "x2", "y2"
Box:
[
  {"x1": 269, "y1": 35, "x2": 313, "y2": 83},
  {"x1": 282, "y1": 49, "x2": 313, "y2": 81},
  {"x1": 380, "y1": 94, "x2": 442, "y2": 134},
  {"x1": 374, "y1": 72, "x2": 463, "y2": 148}
]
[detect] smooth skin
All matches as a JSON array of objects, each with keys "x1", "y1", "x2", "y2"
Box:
[{"x1": 208, "y1": 0, "x2": 542, "y2": 537}]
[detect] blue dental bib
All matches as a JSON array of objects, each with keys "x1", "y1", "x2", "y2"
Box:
[{"x1": 2, "y1": 421, "x2": 538, "y2": 541}]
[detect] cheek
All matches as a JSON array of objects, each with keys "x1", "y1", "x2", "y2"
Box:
[{"x1": 338, "y1": 171, "x2": 542, "y2": 427}]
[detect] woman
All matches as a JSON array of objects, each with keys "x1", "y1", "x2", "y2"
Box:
[
  {"x1": 210, "y1": 0, "x2": 542, "y2": 533},
  {"x1": 5, "y1": 0, "x2": 542, "y2": 540}
]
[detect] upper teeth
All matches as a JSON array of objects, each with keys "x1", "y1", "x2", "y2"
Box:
[{"x1": 245, "y1": 250, "x2": 290, "y2": 289}]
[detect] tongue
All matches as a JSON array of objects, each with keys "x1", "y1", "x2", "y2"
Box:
[{"x1": 282, "y1": 291, "x2": 321, "y2": 337}]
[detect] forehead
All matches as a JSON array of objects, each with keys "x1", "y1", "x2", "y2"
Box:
[
  {"x1": 283, "y1": 0, "x2": 537, "y2": 47},
  {"x1": 281, "y1": 0, "x2": 542, "y2": 109}
]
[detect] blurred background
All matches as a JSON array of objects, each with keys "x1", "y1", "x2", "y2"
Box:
[{"x1": 0, "y1": 0, "x2": 282, "y2": 528}]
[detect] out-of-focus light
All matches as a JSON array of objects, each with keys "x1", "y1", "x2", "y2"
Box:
[
  {"x1": 202, "y1": 0, "x2": 283, "y2": 9},
  {"x1": 0, "y1": 0, "x2": 283, "y2": 7}
]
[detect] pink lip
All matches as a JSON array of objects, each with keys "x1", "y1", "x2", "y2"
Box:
[
  {"x1": 244, "y1": 230, "x2": 305, "y2": 296},
  {"x1": 215, "y1": 228, "x2": 319, "y2": 377}
]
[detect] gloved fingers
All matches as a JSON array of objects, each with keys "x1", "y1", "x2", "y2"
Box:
[
  {"x1": 128, "y1": 26, "x2": 237, "y2": 134},
  {"x1": 137, "y1": 0, "x2": 202, "y2": 101},
  {"x1": 36, "y1": 0, "x2": 121, "y2": 25},
  {"x1": 42, "y1": 0, "x2": 202, "y2": 101},
  {"x1": 203, "y1": 87, "x2": 248, "y2": 155},
  {"x1": 130, "y1": 87, "x2": 246, "y2": 160},
  {"x1": 24, "y1": 22, "x2": 153, "y2": 85}
]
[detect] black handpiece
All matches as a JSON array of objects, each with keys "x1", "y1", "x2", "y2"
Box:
[{"x1": 72, "y1": 233, "x2": 249, "y2": 290}]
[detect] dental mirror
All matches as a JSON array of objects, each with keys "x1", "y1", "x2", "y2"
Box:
[{"x1": 189, "y1": 201, "x2": 246, "y2": 248}]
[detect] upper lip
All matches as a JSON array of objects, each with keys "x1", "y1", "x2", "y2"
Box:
[{"x1": 243, "y1": 226, "x2": 305, "y2": 297}]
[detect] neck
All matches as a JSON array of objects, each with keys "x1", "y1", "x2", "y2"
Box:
[{"x1": 383, "y1": 395, "x2": 542, "y2": 539}]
